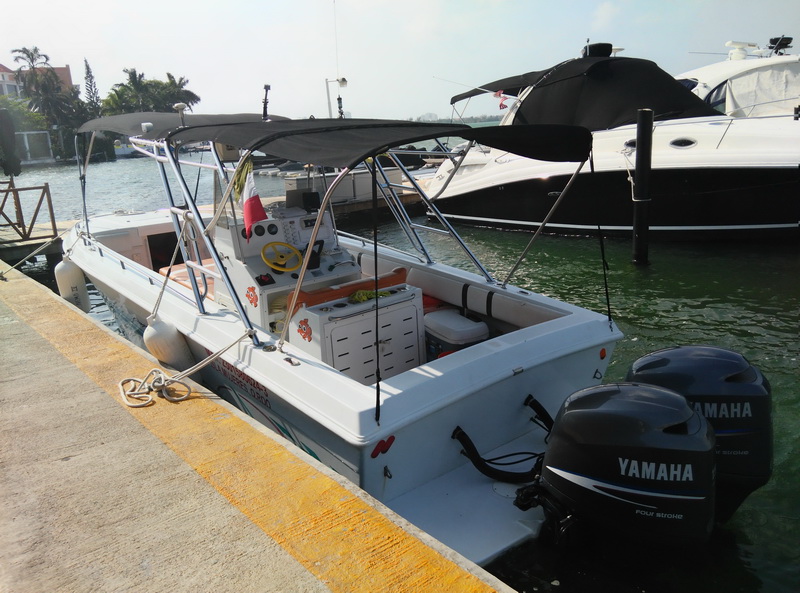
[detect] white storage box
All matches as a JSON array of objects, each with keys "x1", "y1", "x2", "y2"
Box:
[{"x1": 424, "y1": 309, "x2": 489, "y2": 360}]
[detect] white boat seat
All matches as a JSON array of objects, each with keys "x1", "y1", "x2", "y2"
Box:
[
  {"x1": 355, "y1": 253, "x2": 566, "y2": 329},
  {"x1": 406, "y1": 267, "x2": 565, "y2": 329}
]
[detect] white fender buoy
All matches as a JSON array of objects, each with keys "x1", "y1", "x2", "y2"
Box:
[
  {"x1": 55, "y1": 257, "x2": 91, "y2": 313},
  {"x1": 143, "y1": 315, "x2": 195, "y2": 372}
]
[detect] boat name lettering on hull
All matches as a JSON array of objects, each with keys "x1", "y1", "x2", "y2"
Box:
[{"x1": 207, "y1": 350, "x2": 272, "y2": 408}]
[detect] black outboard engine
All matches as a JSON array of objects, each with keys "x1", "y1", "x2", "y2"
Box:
[
  {"x1": 518, "y1": 383, "x2": 716, "y2": 545},
  {"x1": 626, "y1": 345, "x2": 772, "y2": 522}
]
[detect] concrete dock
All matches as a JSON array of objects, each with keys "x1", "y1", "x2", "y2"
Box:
[{"x1": 0, "y1": 260, "x2": 514, "y2": 593}]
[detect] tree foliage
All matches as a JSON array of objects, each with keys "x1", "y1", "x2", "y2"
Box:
[
  {"x1": 12, "y1": 46, "x2": 72, "y2": 125},
  {"x1": 83, "y1": 59, "x2": 101, "y2": 118},
  {"x1": 0, "y1": 95, "x2": 48, "y2": 131},
  {"x1": 101, "y1": 68, "x2": 201, "y2": 114},
  {"x1": 12, "y1": 47, "x2": 92, "y2": 128},
  {"x1": 10, "y1": 46, "x2": 202, "y2": 121},
  {"x1": 7, "y1": 46, "x2": 202, "y2": 161}
]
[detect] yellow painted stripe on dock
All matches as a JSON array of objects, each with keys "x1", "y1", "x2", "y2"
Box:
[{"x1": 0, "y1": 268, "x2": 503, "y2": 593}]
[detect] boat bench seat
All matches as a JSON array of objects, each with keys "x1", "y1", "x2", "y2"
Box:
[
  {"x1": 159, "y1": 258, "x2": 217, "y2": 300},
  {"x1": 289, "y1": 267, "x2": 407, "y2": 314},
  {"x1": 357, "y1": 253, "x2": 567, "y2": 330},
  {"x1": 405, "y1": 267, "x2": 566, "y2": 330}
]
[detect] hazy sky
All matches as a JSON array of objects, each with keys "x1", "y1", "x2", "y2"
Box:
[{"x1": 3, "y1": 0, "x2": 798, "y2": 120}]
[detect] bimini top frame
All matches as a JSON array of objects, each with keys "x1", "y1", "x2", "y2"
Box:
[{"x1": 76, "y1": 114, "x2": 592, "y2": 348}]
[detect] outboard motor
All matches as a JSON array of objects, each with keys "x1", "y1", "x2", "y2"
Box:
[
  {"x1": 517, "y1": 383, "x2": 716, "y2": 545},
  {"x1": 626, "y1": 346, "x2": 772, "y2": 522}
]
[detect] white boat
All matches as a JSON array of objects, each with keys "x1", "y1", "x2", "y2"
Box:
[
  {"x1": 423, "y1": 41, "x2": 800, "y2": 240},
  {"x1": 676, "y1": 35, "x2": 799, "y2": 117},
  {"x1": 59, "y1": 113, "x2": 772, "y2": 565}
]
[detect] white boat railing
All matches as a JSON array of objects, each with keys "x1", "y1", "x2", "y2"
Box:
[
  {"x1": 156, "y1": 139, "x2": 265, "y2": 345},
  {"x1": 99, "y1": 132, "x2": 540, "y2": 348}
]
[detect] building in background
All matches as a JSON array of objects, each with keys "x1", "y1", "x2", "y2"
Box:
[{"x1": 0, "y1": 62, "x2": 74, "y2": 165}]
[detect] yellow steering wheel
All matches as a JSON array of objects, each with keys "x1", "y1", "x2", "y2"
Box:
[{"x1": 261, "y1": 241, "x2": 303, "y2": 272}]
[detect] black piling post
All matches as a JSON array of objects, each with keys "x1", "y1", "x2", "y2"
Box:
[{"x1": 632, "y1": 108, "x2": 653, "y2": 265}]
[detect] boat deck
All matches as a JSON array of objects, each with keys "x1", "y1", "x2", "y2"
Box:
[{"x1": 0, "y1": 259, "x2": 512, "y2": 593}]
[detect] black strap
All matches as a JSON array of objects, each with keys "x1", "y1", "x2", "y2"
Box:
[{"x1": 452, "y1": 426, "x2": 539, "y2": 484}]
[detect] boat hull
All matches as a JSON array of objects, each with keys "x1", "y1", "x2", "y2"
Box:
[
  {"x1": 424, "y1": 110, "x2": 800, "y2": 241},
  {"x1": 66, "y1": 220, "x2": 621, "y2": 565},
  {"x1": 431, "y1": 166, "x2": 800, "y2": 240}
]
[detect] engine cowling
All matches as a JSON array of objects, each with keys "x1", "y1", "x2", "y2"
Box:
[
  {"x1": 532, "y1": 383, "x2": 716, "y2": 544},
  {"x1": 626, "y1": 345, "x2": 772, "y2": 522}
]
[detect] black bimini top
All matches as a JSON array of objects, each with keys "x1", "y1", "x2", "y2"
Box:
[
  {"x1": 78, "y1": 115, "x2": 593, "y2": 167},
  {"x1": 451, "y1": 56, "x2": 720, "y2": 131}
]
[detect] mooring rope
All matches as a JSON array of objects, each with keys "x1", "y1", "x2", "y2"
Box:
[
  {"x1": 121, "y1": 203, "x2": 255, "y2": 408},
  {"x1": 0, "y1": 226, "x2": 72, "y2": 281},
  {"x1": 621, "y1": 147, "x2": 637, "y2": 200},
  {"x1": 118, "y1": 328, "x2": 255, "y2": 407}
]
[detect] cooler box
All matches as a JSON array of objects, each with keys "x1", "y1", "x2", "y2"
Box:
[{"x1": 424, "y1": 309, "x2": 489, "y2": 360}]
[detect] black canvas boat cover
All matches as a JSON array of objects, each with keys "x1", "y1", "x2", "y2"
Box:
[
  {"x1": 77, "y1": 112, "x2": 288, "y2": 139},
  {"x1": 78, "y1": 116, "x2": 592, "y2": 167},
  {"x1": 450, "y1": 56, "x2": 720, "y2": 131}
]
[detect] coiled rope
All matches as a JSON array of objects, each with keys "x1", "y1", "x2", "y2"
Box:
[
  {"x1": 120, "y1": 202, "x2": 257, "y2": 407},
  {"x1": 118, "y1": 328, "x2": 256, "y2": 407}
]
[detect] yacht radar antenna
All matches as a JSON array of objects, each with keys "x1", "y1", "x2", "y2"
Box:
[
  {"x1": 173, "y1": 103, "x2": 188, "y2": 126},
  {"x1": 724, "y1": 40, "x2": 757, "y2": 60}
]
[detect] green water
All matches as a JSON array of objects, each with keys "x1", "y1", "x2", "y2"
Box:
[
  {"x1": 14, "y1": 158, "x2": 799, "y2": 592},
  {"x1": 477, "y1": 234, "x2": 798, "y2": 593},
  {"x1": 345, "y1": 219, "x2": 799, "y2": 593}
]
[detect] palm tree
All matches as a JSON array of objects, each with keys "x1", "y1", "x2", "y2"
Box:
[
  {"x1": 103, "y1": 69, "x2": 201, "y2": 114},
  {"x1": 11, "y1": 46, "x2": 50, "y2": 67},
  {"x1": 120, "y1": 68, "x2": 151, "y2": 111},
  {"x1": 11, "y1": 46, "x2": 73, "y2": 131},
  {"x1": 11, "y1": 46, "x2": 50, "y2": 81},
  {"x1": 27, "y1": 69, "x2": 70, "y2": 122},
  {"x1": 163, "y1": 73, "x2": 201, "y2": 110},
  {"x1": 11, "y1": 46, "x2": 51, "y2": 98},
  {"x1": 101, "y1": 87, "x2": 135, "y2": 115}
]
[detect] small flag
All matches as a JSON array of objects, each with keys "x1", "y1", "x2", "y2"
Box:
[
  {"x1": 241, "y1": 171, "x2": 267, "y2": 241},
  {"x1": 493, "y1": 89, "x2": 508, "y2": 109}
]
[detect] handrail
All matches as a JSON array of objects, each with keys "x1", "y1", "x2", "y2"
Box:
[{"x1": 0, "y1": 178, "x2": 58, "y2": 244}]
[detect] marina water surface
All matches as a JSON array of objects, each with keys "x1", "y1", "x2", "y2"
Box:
[{"x1": 16, "y1": 157, "x2": 799, "y2": 593}]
